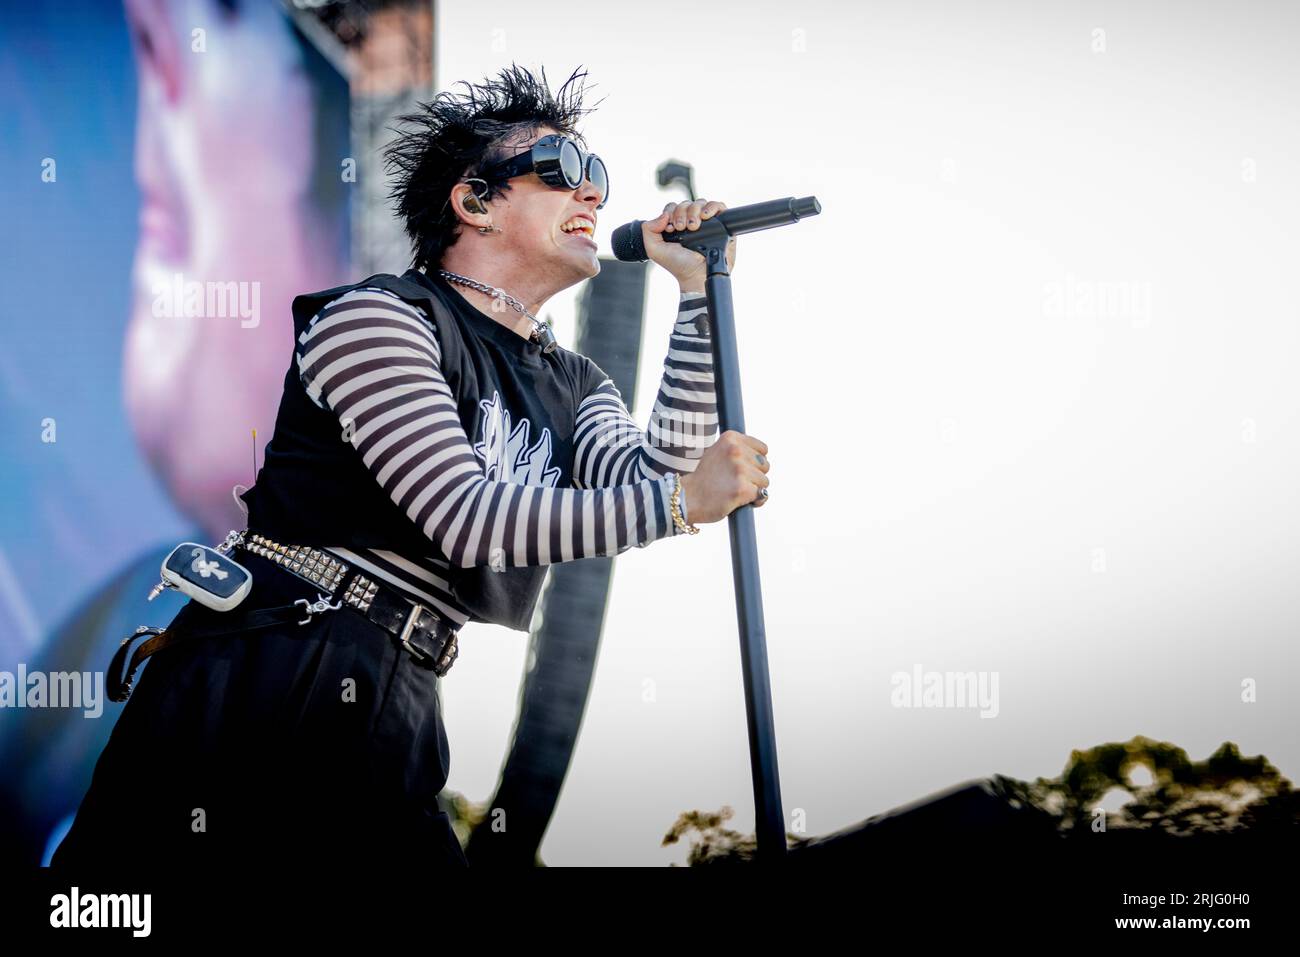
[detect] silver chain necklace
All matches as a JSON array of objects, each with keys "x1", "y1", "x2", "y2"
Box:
[{"x1": 437, "y1": 269, "x2": 558, "y2": 354}]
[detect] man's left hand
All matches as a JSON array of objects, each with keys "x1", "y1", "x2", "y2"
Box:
[{"x1": 641, "y1": 199, "x2": 738, "y2": 291}]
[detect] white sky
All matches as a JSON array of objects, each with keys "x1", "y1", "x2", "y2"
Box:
[{"x1": 433, "y1": 0, "x2": 1300, "y2": 865}]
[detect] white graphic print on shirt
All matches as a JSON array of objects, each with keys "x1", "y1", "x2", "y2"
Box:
[{"x1": 473, "y1": 389, "x2": 562, "y2": 488}]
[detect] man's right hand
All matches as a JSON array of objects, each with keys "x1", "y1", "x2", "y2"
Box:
[{"x1": 678, "y1": 430, "x2": 770, "y2": 525}]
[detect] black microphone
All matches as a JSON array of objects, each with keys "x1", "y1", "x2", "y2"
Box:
[{"x1": 609, "y1": 195, "x2": 821, "y2": 263}]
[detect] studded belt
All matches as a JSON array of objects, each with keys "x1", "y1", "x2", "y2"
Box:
[
  {"x1": 238, "y1": 532, "x2": 459, "y2": 677},
  {"x1": 107, "y1": 530, "x2": 460, "y2": 704}
]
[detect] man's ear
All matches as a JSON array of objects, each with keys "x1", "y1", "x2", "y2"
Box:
[
  {"x1": 448, "y1": 183, "x2": 476, "y2": 222},
  {"x1": 459, "y1": 178, "x2": 493, "y2": 215}
]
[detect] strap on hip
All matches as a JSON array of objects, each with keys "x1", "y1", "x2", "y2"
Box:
[{"x1": 107, "y1": 601, "x2": 317, "y2": 703}]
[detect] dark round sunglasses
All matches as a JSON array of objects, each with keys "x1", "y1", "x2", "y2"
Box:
[{"x1": 476, "y1": 133, "x2": 609, "y2": 209}]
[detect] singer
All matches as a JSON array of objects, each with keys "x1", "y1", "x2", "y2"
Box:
[{"x1": 52, "y1": 63, "x2": 770, "y2": 874}]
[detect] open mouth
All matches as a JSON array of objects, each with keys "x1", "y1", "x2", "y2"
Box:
[
  {"x1": 139, "y1": 197, "x2": 189, "y2": 262},
  {"x1": 559, "y1": 217, "x2": 596, "y2": 244}
]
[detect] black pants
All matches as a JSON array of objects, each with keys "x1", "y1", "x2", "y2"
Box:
[{"x1": 50, "y1": 547, "x2": 468, "y2": 874}]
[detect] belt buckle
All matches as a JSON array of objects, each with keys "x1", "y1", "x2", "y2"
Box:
[
  {"x1": 397, "y1": 602, "x2": 458, "y2": 677},
  {"x1": 398, "y1": 602, "x2": 430, "y2": 663}
]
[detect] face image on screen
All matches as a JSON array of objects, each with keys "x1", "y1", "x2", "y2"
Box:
[{"x1": 0, "y1": 0, "x2": 351, "y2": 866}]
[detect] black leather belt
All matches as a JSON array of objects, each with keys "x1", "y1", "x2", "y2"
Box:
[
  {"x1": 108, "y1": 531, "x2": 460, "y2": 703},
  {"x1": 238, "y1": 532, "x2": 460, "y2": 677}
]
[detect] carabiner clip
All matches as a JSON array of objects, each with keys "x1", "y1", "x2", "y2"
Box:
[{"x1": 295, "y1": 592, "x2": 342, "y2": 625}]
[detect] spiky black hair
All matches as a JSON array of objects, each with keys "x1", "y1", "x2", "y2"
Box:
[{"x1": 382, "y1": 63, "x2": 605, "y2": 273}]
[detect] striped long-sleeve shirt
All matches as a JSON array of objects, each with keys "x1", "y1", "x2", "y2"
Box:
[
  {"x1": 573, "y1": 295, "x2": 718, "y2": 484},
  {"x1": 293, "y1": 282, "x2": 718, "y2": 627}
]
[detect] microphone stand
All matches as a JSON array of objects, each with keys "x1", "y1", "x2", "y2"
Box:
[{"x1": 675, "y1": 216, "x2": 789, "y2": 862}]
